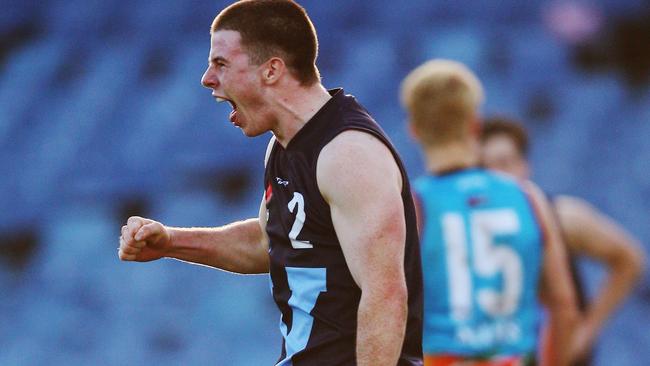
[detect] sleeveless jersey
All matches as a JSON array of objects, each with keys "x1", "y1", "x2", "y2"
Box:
[
  {"x1": 264, "y1": 88, "x2": 423, "y2": 365},
  {"x1": 414, "y1": 168, "x2": 542, "y2": 357}
]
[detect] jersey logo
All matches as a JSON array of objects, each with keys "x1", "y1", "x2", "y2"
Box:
[
  {"x1": 276, "y1": 177, "x2": 290, "y2": 187},
  {"x1": 265, "y1": 183, "x2": 273, "y2": 204},
  {"x1": 467, "y1": 195, "x2": 488, "y2": 207}
]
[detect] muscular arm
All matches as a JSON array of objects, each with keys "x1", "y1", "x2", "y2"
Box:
[
  {"x1": 168, "y1": 196, "x2": 270, "y2": 273},
  {"x1": 318, "y1": 130, "x2": 408, "y2": 366},
  {"x1": 554, "y1": 195, "x2": 645, "y2": 358},
  {"x1": 525, "y1": 183, "x2": 578, "y2": 366},
  {"x1": 119, "y1": 197, "x2": 270, "y2": 274}
]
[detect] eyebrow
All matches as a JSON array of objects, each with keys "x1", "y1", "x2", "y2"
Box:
[{"x1": 210, "y1": 56, "x2": 228, "y2": 65}]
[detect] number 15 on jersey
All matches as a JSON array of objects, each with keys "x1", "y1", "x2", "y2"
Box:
[{"x1": 442, "y1": 209, "x2": 523, "y2": 321}]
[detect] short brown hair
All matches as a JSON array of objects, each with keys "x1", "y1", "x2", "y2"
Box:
[
  {"x1": 400, "y1": 59, "x2": 484, "y2": 146},
  {"x1": 481, "y1": 116, "x2": 529, "y2": 156},
  {"x1": 212, "y1": 0, "x2": 320, "y2": 86}
]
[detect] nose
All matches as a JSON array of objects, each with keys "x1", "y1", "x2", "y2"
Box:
[{"x1": 201, "y1": 66, "x2": 218, "y2": 89}]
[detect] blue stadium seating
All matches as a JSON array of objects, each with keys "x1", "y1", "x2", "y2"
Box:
[{"x1": 1, "y1": 1, "x2": 648, "y2": 364}]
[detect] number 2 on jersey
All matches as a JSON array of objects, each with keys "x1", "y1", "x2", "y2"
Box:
[
  {"x1": 288, "y1": 192, "x2": 312, "y2": 249},
  {"x1": 443, "y1": 209, "x2": 523, "y2": 320},
  {"x1": 276, "y1": 194, "x2": 324, "y2": 365}
]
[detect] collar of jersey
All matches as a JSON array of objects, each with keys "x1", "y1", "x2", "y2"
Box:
[
  {"x1": 430, "y1": 165, "x2": 479, "y2": 177},
  {"x1": 282, "y1": 88, "x2": 345, "y2": 151}
]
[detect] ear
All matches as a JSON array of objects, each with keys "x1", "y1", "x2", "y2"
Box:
[
  {"x1": 261, "y1": 57, "x2": 286, "y2": 85},
  {"x1": 469, "y1": 114, "x2": 481, "y2": 138},
  {"x1": 407, "y1": 121, "x2": 420, "y2": 142}
]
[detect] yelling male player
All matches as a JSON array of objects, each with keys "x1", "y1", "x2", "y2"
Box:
[{"x1": 118, "y1": 1, "x2": 423, "y2": 365}]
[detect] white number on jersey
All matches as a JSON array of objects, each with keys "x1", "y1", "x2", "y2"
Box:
[
  {"x1": 287, "y1": 192, "x2": 312, "y2": 249},
  {"x1": 442, "y1": 209, "x2": 523, "y2": 320}
]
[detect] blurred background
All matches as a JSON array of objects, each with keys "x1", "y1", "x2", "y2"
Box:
[{"x1": 1, "y1": 0, "x2": 649, "y2": 364}]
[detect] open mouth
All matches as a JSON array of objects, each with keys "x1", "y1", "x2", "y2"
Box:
[{"x1": 215, "y1": 96, "x2": 238, "y2": 124}]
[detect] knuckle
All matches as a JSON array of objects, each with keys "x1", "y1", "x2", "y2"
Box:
[
  {"x1": 124, "y1": 245, "x2": 140, "y2": 255},
  {"x1": 119, "y1": 251, "x2": 135, "y2": 261},
  {"x1": 127, "y1": 216, "x2": 142, "y2": 227},
  {"x1": 127, "y1": 224, "x2": 140, "y2": 236}
]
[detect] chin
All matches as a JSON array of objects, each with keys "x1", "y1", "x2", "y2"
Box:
[{"x1": 240, "y1": 126, "x2": 266, "y2": 138}]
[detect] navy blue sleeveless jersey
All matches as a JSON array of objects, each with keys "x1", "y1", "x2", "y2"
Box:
[{"x1": 264, "y1": 88, "x2": 423, "y2": 366}]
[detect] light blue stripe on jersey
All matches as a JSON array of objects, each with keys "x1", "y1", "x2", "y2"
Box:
[
  {"x1": 276, "y1": 267, "x2": 327, "y2": 366},
  {"x1": 414, "y1": 168, "x2": 542, "y2": 356}
]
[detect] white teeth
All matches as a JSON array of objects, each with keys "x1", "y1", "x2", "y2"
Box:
[{"x1": 215, "y1": 97, "x2": 227, "y2": 103}]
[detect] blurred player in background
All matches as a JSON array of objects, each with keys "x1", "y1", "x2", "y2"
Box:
[
  {"x1": 401, "y1": 59, "x2": 578, "y2": 366},
  {"x1": 480, "y1": 117, "x2": 646, "y2": 366},
  {"x1": 118, "y1": 1, "x2": 424, "y2": 365}
]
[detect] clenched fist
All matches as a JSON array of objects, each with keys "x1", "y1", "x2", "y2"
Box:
[{"x1": 118, "y1": 216, "x2": 171, "y2": 262}]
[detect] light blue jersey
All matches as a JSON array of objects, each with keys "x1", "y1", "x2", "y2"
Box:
[{"x1": 414, "y1": 168, "x2": 543, "y2": 357}]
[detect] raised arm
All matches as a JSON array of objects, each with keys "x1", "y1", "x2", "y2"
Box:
[
  {"x1": 524, "y1": 182, "x2": 578, "y2": 366},
  {"x1": 554, "y1": 195, "x2": 645, "y2": 360},
  {"x1": 317, "y1": 130, "x2": 408, "y2": 366}
]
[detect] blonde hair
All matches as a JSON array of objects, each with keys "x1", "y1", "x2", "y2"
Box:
[{"x1": 400, "y1": 59, "x2": 484, "y2": 146}]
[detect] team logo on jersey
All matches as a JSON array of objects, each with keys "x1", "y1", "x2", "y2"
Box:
[
  {"x1": 265, "y1": 183, "x2": 273, "y2": 204},
  {"x1": 467, "y1": 195, "x2": 488, "y2": 207},
  {"x1": 276, "y1": 177, "x2": 290, "y2": 186}
]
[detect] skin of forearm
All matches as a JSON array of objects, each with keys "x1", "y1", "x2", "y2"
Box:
[
  {"x1": 166, "y1": 218, "x2": 269, "y2": 274},
  {"x1": 355, "y1": 288, "x2": 407, "y2": 366},
  {"x1": 547, "y1": 308, "x2": 578, "y2": 366},
  {"x1": 584, "y1": 254, "x2": 644, "y2": 334}
]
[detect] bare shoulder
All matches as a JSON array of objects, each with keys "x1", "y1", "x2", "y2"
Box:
[
  {"x1": 317, "y1": 130, "x2": 401, "y2": 203},
  {"x1": 554, "y1": 194, "x2": 623, "y2": 240},
  {"x1": 519, "y1": 179, "x2": 547, "y2": 205},
  {"x1": 553, "y1": 195, "x2": 595, "y2": 222}
]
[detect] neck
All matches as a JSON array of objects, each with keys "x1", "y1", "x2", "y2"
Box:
[
  {"x1": 269, "y1": 83, "x2": 331, "y2": 147},
  {"x1": 423, "y1": 140, "x2": 479, "y2": 174}
]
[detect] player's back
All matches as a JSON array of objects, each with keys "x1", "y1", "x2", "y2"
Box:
[{"x1": 414, "y1": 168, "x2": 542, "y2": 360}]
